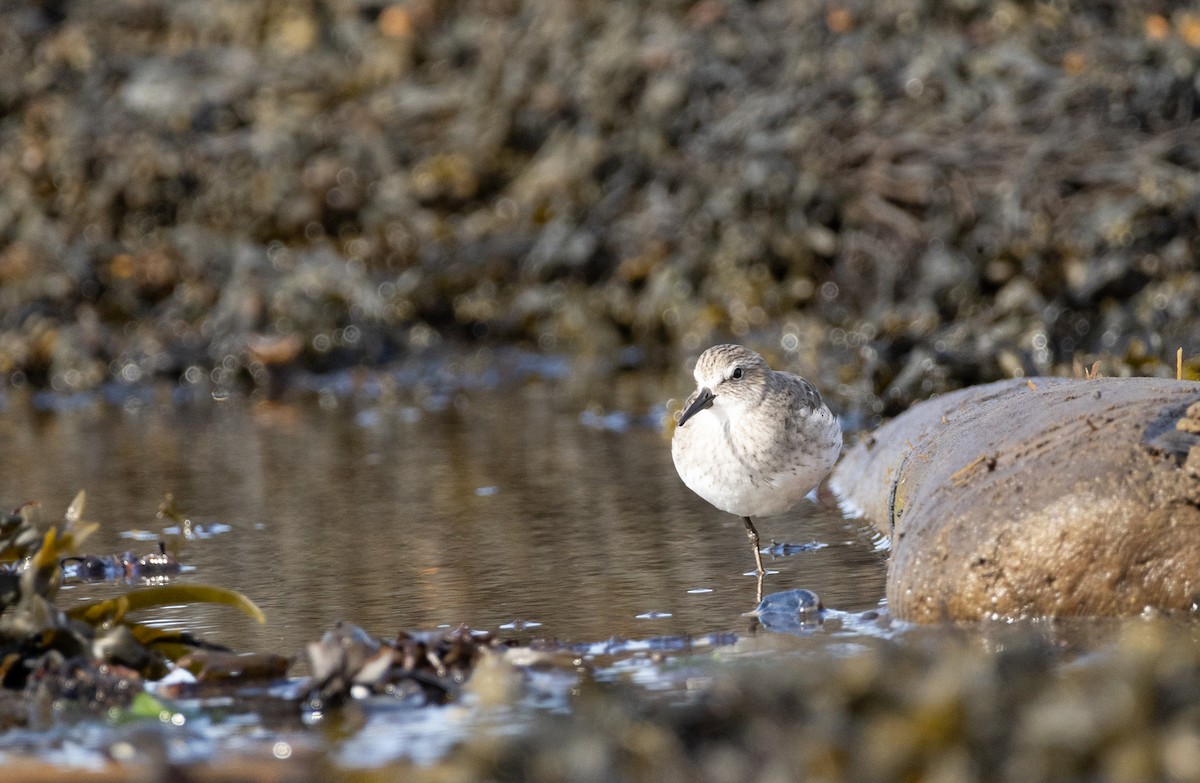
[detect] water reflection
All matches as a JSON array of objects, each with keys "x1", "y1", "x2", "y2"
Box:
[{"x1": 0, "y1": 376, "x2": 886, "y2": 657}]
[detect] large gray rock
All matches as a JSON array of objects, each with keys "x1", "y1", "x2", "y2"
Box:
[{"x1": 830, "y1": 377, "x2": 1200, "y2": 622}]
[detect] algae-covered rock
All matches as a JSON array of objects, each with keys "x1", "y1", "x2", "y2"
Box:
[{"x1": 831, "y1": 377, "x2": 1200, "y2": 622}]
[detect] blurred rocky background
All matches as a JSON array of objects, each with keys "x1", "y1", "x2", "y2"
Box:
[{"x1": 2, "y1": 0, "x2": 1198, "y2": 418}]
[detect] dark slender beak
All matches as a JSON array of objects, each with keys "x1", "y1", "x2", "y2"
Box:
[{"x1": 677, "y1": 387, "x2": 715, "y2": 427}]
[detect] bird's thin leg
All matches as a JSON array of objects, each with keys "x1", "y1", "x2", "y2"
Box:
[
  {"x1": 742, "y1": 514, "x2": 766, "y2": 578},
  {"x1": 742, "y1": 516, "x2": 765, "y2": 572}
]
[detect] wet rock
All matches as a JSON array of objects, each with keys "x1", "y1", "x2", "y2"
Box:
[
  {"x1": 831, "y1": 377, "x2": 1200, "y2": 622},
  {"x1": 748, "y1": 588, "x2": 823, "y2": 634}
]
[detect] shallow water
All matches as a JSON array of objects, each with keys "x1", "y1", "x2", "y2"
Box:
[
  {"x1": 9, "y1": 362, "x2": 1200, "y2": 780},
  {"x1": 0, "y1": 367, "x2": 887, "y2": 659}
]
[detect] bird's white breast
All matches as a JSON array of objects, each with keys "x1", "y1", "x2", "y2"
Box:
[{"x1": 672, "y1": 399, "x2": 840, "y2": 518}]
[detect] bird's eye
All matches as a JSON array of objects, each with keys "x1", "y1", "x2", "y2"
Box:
[{"x1": 731, "y1": 367, "x2": 743, "y2": 380}]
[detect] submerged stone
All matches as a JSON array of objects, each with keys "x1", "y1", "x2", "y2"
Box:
[
  {"x1": 749, "y1": 588, "x2": 824, "y2": 635},
  {"x1": 831, "y1": 377, "x2": 1200, "y2": 622}
]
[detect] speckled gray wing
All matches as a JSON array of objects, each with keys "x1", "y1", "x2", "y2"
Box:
[
  {"x1": 751, "y1": 374, "x2": 838, "y2": 477},
  {"x1": 767, "y1": 374, "x2": 821, "y2": 435}
]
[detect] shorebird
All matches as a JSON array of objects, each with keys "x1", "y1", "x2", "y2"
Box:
[{"x1": 672, "y1": 344, "x2": 842, "y2": 599}]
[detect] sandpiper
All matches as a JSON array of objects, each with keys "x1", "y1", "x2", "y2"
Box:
[{"x1": 672, "y1": 344, "x2": 842, "y2": 596}]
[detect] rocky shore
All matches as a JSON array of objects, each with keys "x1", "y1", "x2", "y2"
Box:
[{"x1": 2, "y1": 0, "x2": 1198, "y2": 418}]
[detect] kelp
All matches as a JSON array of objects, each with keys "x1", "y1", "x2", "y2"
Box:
[
  {"x1": 68, "y1": 583, "x2": 265, "y2": 626},
  {"x1": 0, "y1": 491, "x2": 265, "y2": 694}
]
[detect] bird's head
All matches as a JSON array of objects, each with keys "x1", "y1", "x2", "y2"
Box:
[{"x1": 677, "y1": 344, "x2": 770, "y2": 427}]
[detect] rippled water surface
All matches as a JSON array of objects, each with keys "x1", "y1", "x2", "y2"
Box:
[{"x1": 0, "y1": 369, "x2": 887, "y2": 658}]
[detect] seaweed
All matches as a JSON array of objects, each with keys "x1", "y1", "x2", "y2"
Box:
[{"x1": 0, "y1": 492, "x2": 264, "y2": 695}]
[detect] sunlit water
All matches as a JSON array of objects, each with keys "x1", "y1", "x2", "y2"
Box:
[
  {"x1": 0, "y1": 369, "x2": 887, "y2": 659},
  {"x1": 0, "y1": 361, "x2": 893, "y2": 771}
]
